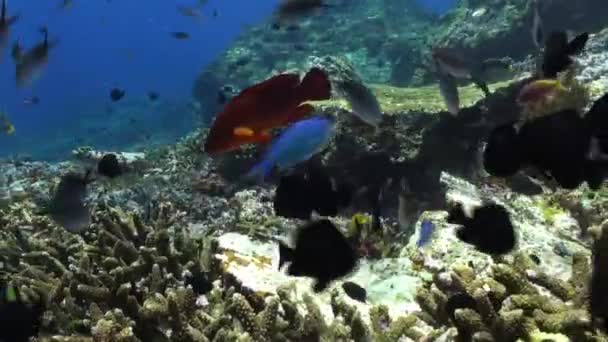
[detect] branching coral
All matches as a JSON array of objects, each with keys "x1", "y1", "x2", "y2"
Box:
[{"x1": 413, "y1": 252, "x2": 604, "y2": 340}]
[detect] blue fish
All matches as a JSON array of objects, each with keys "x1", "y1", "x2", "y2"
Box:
[
  {"x1": 416, "y1": 219, "x2": 435, "y2": 248},
  {"x1": 246, "y1": 116, "x2": 335, "y2": 182}
]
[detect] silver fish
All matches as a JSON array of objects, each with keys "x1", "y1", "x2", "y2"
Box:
[
  {"x1": 48, "y1": 172, "x2": 92, "y2": 233},
  {"x1": 531, "y1": 0, "x2": 544, "y2": 49},
  {"x1": 340, "y1": 79, "x2": 383, "y2": 128},
  {"x1": 437, "y1": 69, "x2": 460, "y2": 115},
  {"x1": 432, "y1": 48, "x2": 472, "y2": 79}
]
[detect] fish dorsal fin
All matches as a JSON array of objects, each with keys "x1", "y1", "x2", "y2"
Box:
[
  {"x1": 1, "y1": 0, "x2": 5, "y2": 24},
  {"x1": 565, "y1": 32, "x2": 589, "y2": 56},
  {"x1": 234, "y1": 73, "x2": 300, "y2": 101}
]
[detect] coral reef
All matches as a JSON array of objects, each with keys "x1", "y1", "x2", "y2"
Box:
[{"x1": 412, "y1": 253, "x2": 602, "y2": 341}]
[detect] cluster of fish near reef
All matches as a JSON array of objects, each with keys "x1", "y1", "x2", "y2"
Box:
[{"x1": 4, "y1": 0, "x2": 608, "y2": 341}]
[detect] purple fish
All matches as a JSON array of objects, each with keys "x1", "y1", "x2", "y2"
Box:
[{"x1": 416, "y1": 219, "x2": 435, "y2": 248}]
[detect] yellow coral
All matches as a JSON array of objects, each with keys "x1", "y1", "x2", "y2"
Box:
[{"x1": 313, "y1": 80, "x2": 512, "y2": 115}]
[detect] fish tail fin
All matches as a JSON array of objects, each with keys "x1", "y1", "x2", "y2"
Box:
[
  {"x1": 244, "y1": 159, "x2": 274, "y2": 184},
  {"x1": 39, "y1": 26, "x2": 48, "y2": 45},
  {"x1": 11, "y1": 41, "x2": 21, "y2": 61},
  {"x1": 565, "y1": 32, "x2": 589, "y2": 56},
  {"x1": 472, "y1": 76, "x2": 490, "y2": 97},
  {"x1": 299, "y1": 67, "x2": 331, "y2": 102},
  {"x1": 278, "y1": 242, "x2": 294, "y2": 270}
]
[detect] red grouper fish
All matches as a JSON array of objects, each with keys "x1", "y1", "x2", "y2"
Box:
[{"x1": 203, "y1": 67, "x2": 331, "y2": 155}]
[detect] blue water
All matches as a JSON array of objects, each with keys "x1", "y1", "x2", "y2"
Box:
[
  {"x1": 414, "y1": 0, "x2": 457, "y2": 16},
  {"x1": 0, "y1": 0, "x2": 278, "y2": 159}
]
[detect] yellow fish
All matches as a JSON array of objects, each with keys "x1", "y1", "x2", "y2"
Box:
[{"x1": 1, "y1": 113, "x2": 15, "y2": 135}]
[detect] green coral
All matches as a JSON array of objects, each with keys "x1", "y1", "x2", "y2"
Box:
[{"x1": 538, "y1": 199, "x2": 565, "y2": 226}]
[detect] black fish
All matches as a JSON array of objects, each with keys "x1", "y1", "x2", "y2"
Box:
[
  {"x1": 184, "y1": 264, "x2": 213, "y2": 295},
  {"x1": 529, "y1": 253, "x2": 541, "y2": 265},
  {"x1": 217, "y1": 90, "x2": 227, "y2": 105},
  {"x1": 518, "y1": 109, "x2": 590, "y2": 189},
  {"x1": 110, "y1": 88, "x2": 125, "y2": 101},
  {"x1": 12, "y1": 27, "x2": 56, "y2": 87},
  {"x1": 97, "y1": 153, "x2": 122, "y2": 178},
  {"x1": 148, "y1": 91, "x2": 159, "y2": 101},
  {"x1": 542, "y1": 31, "x2": 589, "y2": 78},
  {"x1": 590, "y1": 225, "x2": 608, "y2": 332},
  {"x1": 0, "y1": 284, "x2": 43, "y2": 342},
  {"x1": 278, "y1": 219, "x2": 358, "y2": 292},
  {"x1": 48, "y1": 171, "x2": 92, "y2": 233},
  {"x1": 445, "y1": 292, "x2": 478, "y2": 322},
  {"x1": 0, "y1": 0, "x2": 19, "y2": 41},
  {"x1": 447, "y1": 203, "x2": 516, "y2": 255},
  {"x1": 170, "y1": 31, "x2": 190, "y2": 40},
  {"x1": 484, "y1": 106, "x2": 608, "y2": 190},
  {"x1": 273, "y1": 161, "x2": 353, "y2": 220},
  {"x1": 275, "y1": 0, "x2": 332, "y2": 21},
  {"x1": 342, "y1": 281, "x2": 366, "y2": 303},
  {"x1": 483, "y1": 123, "x2": 523, "y2": 178}
]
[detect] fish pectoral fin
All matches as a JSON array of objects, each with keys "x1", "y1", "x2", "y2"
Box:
[
  {"x1": 286, "y1": 103, "x2": 314, "y2": 123},
  {"x1": 233, "y1": 126, "x2": 255, "y2": 137}
]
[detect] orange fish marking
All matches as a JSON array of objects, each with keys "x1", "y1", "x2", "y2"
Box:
[{"x1": 203, "y1": 67, "x2": 331, "y2": 154}]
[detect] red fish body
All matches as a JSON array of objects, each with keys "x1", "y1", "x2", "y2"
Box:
[{"x1": 203, "y1": 67, "x2": 331, "y2": 154}]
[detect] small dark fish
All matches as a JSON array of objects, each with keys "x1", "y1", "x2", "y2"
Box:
[
  {"x1": 447, "y1": 203, "x2": 516, "y2": 255},
  {"x1": 170, "y1": 31, "x2": 190, "y2": 40},
  {"x1": 58, "y1": 0, "x2": 74, "y2": 10},
  {"x1": 128, "y1": 117, "x2": 137, "y2": 125},
  {"x1": 553, "y1": 241, "x2": 572, "y2": 258},
  {"x1": 275, "y1": 0, "x2": 332, "y2": 21},
  {"x1": 342, "y1": 281, "x2": 366, "y2": 303},
  {"x1": 483, "y1": 123, "x2": 523, "y2": 178},
  {"x1": 212, "y1": 9, "x2": 218, "y2": 17},
  {"x1": 177, "y1": 4, "x2": 202, "y2": 19},
  {"x1": 270, "y1": 22, "x2": 281, "y2": 30},
  {"x1": 279, "y1": 219, "x2": 359, "y2": 292},
  {"x1": 148, "y1": 91, "x2": 159, "y2": 101},
  {"x1": 12, "y1": 27, "x2": 56, "y2": 87},
  {"x1": 274, "y1": 161, "x2": 354, "y2": 219},
  {"x1": 48, "y1": 171, "x2": 92, "y2": 233},
  {"x1": 591, "y1": 225, "x2": 608, "y2": 332},
  {"x1": 0, "y1": 283, "x2": 43, "y2": 342},
  {"x1": 110, "y1": 88, "x2": 125, "y2": 101},
  {"x1": 97, "y1": 153, "x2": 122, "y2": 178},
  {"x1": 184, "y1": 266, "x2": 213, "y2": 295},
  {"x1": 542, "y1": 31, "x2": 589, "y2": 78},
  {"x1": 217, "y1": 90, "x2": 227, "y2": 104},
  {"x1": 416, "y1": 219, "x2": 435, "y2": 248},
  {"x1": 22, "y1": 96, "x2": 40, "y2": 105},
  {"x1": 445, "y1": 292, "x2": 478, "y2": 322},
  {"x1": 483, "y1": 105, "x2": 608, "y2": 189},
  {"x1": 529, "y1": 253, "x2": 541, "y2": 265},
  {"x1": 0, "y1": 0, "x2": 19, "y2": 49}
]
